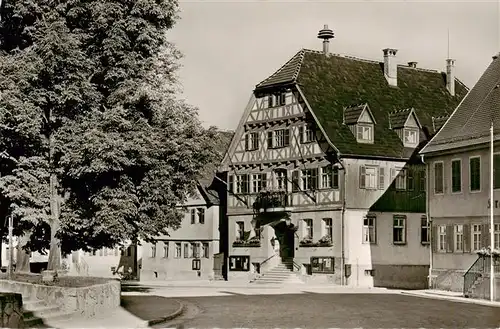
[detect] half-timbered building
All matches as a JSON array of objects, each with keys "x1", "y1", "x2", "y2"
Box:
[
  {"x1": 420, "y1": 53, "x2": 500, "y2": 300},
  {"x1": 220, "y1": 25, "x2": 468, "y2": 288}
]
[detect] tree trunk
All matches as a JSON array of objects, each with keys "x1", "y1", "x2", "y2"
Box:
[
  {"x1": 15, "y1": 231, "x2": 31, "y2": 273},
  {"x1": 47, "y1": 129, "x2": 62, "y2": 271}
]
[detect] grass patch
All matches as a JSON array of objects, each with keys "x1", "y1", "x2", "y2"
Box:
[{"x1": 0, "y1": 273, "x2": 114, "y2": 288}]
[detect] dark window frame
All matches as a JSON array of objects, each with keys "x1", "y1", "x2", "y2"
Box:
[
  {"x1": 310, "y1": 257, "x2": 335, "y2": 274},
  {"x1": 229, "y1": 256, "x2": 250, "y2": 272}
]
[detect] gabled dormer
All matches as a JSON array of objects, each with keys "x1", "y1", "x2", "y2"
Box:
[
  {"x1": 343, "y1": 103, "x2": 377, "y2": 144},
  {"x1": 388, "y1": 108, "x2": 422, "y2": 148}
]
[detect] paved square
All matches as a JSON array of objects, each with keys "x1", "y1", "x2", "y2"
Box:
[{"x1": 159, "y1": 293, "x2": 500, "y2": 328}]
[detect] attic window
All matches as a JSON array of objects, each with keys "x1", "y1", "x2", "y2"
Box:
[
  {"x1": 357, "y1": 124, "x2": 373, "y2": 143},
  {"x1": 278, "y1": 92, "x2": 286, "y2": 106},
  {"x1": 267, "y1": 95, "x2": 274, "y2": 108},
  {"x1": 404, "y1": 128, "x2": 419, "y2": 147}
]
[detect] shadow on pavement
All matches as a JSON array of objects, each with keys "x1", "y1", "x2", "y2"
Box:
[
  {"x1": 121, "y1": 283, "x2": 153, "y2": 293},
  {"x1": 121, "y1": 295, "x2": 181, "y2": 321}
]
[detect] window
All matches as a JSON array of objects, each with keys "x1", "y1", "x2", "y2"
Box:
[
  {"x1": 245, "y1": 132, "x2": 259, "y2": 151},
  {"x1": 192, "y1": 259, "x2": 201, "y2": 270},
  {"x1": 323, "y1": 218, "x2": 332, "y2": 238},
  {"x1": 357, "y1": 124, "x2": 373, "y2": 143},
  {"x1": 236, "y1": 221, "x2": 245, "y2": 240},
  {"x1": 494, "y1": 153, "x2": 500, "y2": 189},
  {"x1": 393, "y1": 216, "x2": 406, "y2": 244},
  {"x1": 190, "y1": 209, "x2": 196, "y2": 224},
  {"x1": 451, "y1": 159, "x2": 462, "y2": 193},
  {"x1": 163, "y1": 243, "x2": 169, "y2": 258},
  {"x1": 301, "y1": 168, "x2": 318, "y2": 190},
  {"x1": 404, "y1": 128, "x2": 419, "y2": 146},
  {"x1": 279, "y1": 92, "x2": 286, "y2": 105},
  {"x1": 420, "y1": 171, "x2": 426, "y2": 191},
  {"x1": 310, "y1": 257, "x2": 334, "y2": 274},
  {"x1": 407, "y1": 170, "x2": 414, "y2": 191},
  {"x1": 299, "y1": 125, "x2": 315, "y2": 143},
  {"x1": 183, "y1": 243, "x2": 189, "y2": 258},
  {"x1": 359, "y1": 166, "x2": 377, "y2": 189},
  {"x1": 320, "y1": 166, "x2": 339, "y2": 189},
  {"x1": 395, "y1": 169, "x2": 407, "y2": 190},
  {"x1": 363, "y1": 216, "x2": 376, "y2": 244},
  {"x1": 267, "y1": 95, "x2": 274, "y2": 108},
  {"x1": 192, "y1": 242, "x2": 200, "y2": 258},
  {"x1": 235, "y1": 174, "x2": 249, "y2": 194},
  {"x1": 291, "y1": 170, "x2": 299, "y2": 192},
  {"x1": 275, "y1": 170, "x2": 287, "y2": 190},
  {"x1": 472, "y1": 224, "x2": 481, "y2": 251},
  {"x1": 197, "y1": 208, "x2": 205, "y2": 224},
  {"x1": 434, "y1": 162, "x2": 444, "y2": 194},
  {"x1": 421, "y1": 216, "x2": 430, "y2": 244},
  {"x1": 364, "y1": 269, "x2": 375, "y2": 277},
  {"x1": 438, "y1": 225, "x2": 446, "y2": 252},
  {"x1": 202, "y1": 242, "x2": 209, "y2": 258},
  {"x1": 150, "y1": 244, "x2": 156, "y2": 258},
  {"x1": 174, "y1": 243, "x2": 181, "y2": 258},
  {"x1": 469, "y1": 156, "x2": 481, "y2": 192},
  {"x1": 252, "y1": 174, "x2": 267, "y2": 193},
  {"x1": 229, "y1": 256, "x2": 250, "y2": 271},
  {"x1": 494, "y1": 224, "x2": 500, "y2": 250},
  {"x1": 303, "y1": 218, "x2": 313, "y2": 238},
  {"x1": 267, "y1": 129, "x2": 290, "y2": 148},
  {"x1": 228, "y1": 175, "x2": 234, "y2": 193},
  {"x1": 454, "y1": 224, "x2": 464, "y2": 252}
]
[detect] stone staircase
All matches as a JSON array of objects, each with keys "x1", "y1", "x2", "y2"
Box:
[
  {"x1": 17, "y1": 296, "x2": 76, "y2": 328},
  {"x1": 251, "y1": 259, "x2": 304, "y2": 285}
]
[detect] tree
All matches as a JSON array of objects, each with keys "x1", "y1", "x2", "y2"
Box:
[{"x1": 0, "y1": 0, "x2": 222, "y2": 270}]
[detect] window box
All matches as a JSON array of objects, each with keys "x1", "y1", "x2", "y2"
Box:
[
  {"x1": 253, "y1": 190, "x2": 292, "y2": 212},
  {"x1": 476, "y1": 247, "x2": 500, "y2": 258},
  {"x1": 232, "y1": 237, "x2": 261, "y2": 248},
  {"x1": 299, "y1": 235, "x2": 332, "y2": 247}
]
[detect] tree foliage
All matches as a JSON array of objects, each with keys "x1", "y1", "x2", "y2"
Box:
[{"x1": 0, "y1": 0, "x2": 223, "y2": 264}]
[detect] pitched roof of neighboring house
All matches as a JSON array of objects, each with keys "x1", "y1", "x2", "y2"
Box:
[
  {"x1": 199, "y1": 129, "x2": 234, "y2": 186},
  {"x1": 420, "y1": 55, "x2": 500, "y2": 155},
  {"x1": 254, "y1": 49, "x2": 468, "y2": 158}
]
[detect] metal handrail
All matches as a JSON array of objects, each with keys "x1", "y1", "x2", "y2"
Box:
[
  {"x1": 464, "y1": 255, "x2": 486, "y2": 297},
  {"x1": 260, "y1": 253, "x2": 277, "y2": 268}
]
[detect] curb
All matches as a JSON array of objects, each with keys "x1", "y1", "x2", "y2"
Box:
[
  {"x1": 147, "y1": 299, "x2": 185, "y2": 326},
  {"x1": 401, "y1": 291, "x2": 500, "y2": 308}
]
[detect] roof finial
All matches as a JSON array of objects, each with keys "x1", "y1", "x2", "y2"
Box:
[{"x1": 317, "y1": 24, "x2": 334, "y2": 55}]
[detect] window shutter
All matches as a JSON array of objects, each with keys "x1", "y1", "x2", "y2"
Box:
[
  {"x1": 432, "y1": 225, "x2": 438, "y2": 253},
  {"x1": 284, "y1": 129, "x2": 290, "y2": 146},
  {"x1": 267, "y1": 131, "x2": 273, "y2": 148},
  {"x1": 390, "y1": 168, "x2": 396, "y2": 187},
  {"x1": 254, "y1": 133, "x2": 259, "y2": 149},
  {"x1": 262, "y1": 173, "x2": 268, "y2": 190},
  {"x1": 191, "y1": 209, "x2": 196, "y2": 224},
  {"x1": 243, "y1": 174, "x2": 249, "y2": 194},
  {"x1": 311, "y1": 168, "x2": 318, "y2": 190},
  {"x1": 359, "y1": 166, "x2": 366, "y2": 189},
  {"x1": 245, "y1": 133, "x2": 249, "y2": 150},
  {"x1": 228, "y1": 175, "x2": 234, "y2": 193},
  {"x1": 481, "y1": 224, "x2": 490, "y2": 248},
  {"x1": 299, "y1": 126, "x2": 304, "y2": 143},
  {"x1": 463, "y1": 224, "x2": 470, "y2": 253},
  {"x1": 292, "y1": 170, "x2": 299, "y2": 192},
  {"x1": 378, "y1": 167, "x2": 385, "y2": 190},
  {"x1": 333, "y1": 168, "x2": 339, "y2": 189},
  {"x1": 446, "y1": 224, "x2": 454, "y2": 253},
  {"x1": 407, "y1": 170, "x2": 414, "y2": 190}
]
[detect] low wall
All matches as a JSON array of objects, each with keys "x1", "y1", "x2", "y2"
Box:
[
  {"x1": 431, "y1": 269, "x2": 466, "y2": 292},
  {"x1": 0, "y1": 278, "x2": 120, "y2": 318},
  {"x1": 0, "y1": 293, "x2": 24, "y2": 328},
  {"x1": 373, "y1": 264, "x2": 429, "y2": 290}
]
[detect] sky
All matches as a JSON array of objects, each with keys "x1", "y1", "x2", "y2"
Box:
[{"x1": 168, "y1": 0, "x2": 500, "y2": 131}]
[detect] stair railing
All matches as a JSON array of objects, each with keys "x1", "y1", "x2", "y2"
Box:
[{"x1": 463, "y1": 255, "x2": 486, "y2": 297}]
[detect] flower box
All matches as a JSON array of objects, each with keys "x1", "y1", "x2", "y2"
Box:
[
  {"x1": 299, "y1": 236, "x2": 333, "y2": 247},
  {"x1": 232, "y1": 237, "x2": 261, "y2": 248},
  {"x1": 476, "y1": 247, "x2": 500, "y2": 257}
]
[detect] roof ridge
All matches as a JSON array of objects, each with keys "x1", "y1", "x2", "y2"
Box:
[
  {"x1": 291, "y1": 49, "x2": 307, "y2": 81},
  {"x1": 256, "y1": 49, "x2": 305, "y2": 88},
  {"x1": 398, "y1": 65, "x2": 439, "y2": 73}
]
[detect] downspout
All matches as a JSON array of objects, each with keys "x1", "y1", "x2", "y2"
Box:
[
  {"x1": 421, "y1": 154, "x2": 432, "y2": 289},
  {"x1": 338, "y1": 158, "x2": 347, "y2": 286}
]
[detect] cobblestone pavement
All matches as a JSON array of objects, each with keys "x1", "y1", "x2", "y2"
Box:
[{"x1": 156, "y1": 292, "x2": 500, "y2": 329}]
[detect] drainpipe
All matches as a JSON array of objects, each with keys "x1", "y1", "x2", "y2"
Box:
[
  {"x1": 338, "y1": 159, "x2": 347, "y2": 286},
  {"x1": 421, "y1": 154, "x2": 432, "y2": 288}
]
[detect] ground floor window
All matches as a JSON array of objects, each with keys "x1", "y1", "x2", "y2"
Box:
[
  {"x1": 310, "y1": 257, "x2": 334, "y2": 274},
  {"x1": 202, "y1": 242, "x2": 209, "y2": 258},
  {"x1": 438, "y1": 225, "x2": 446, "y2": 252},
  {"x1": 229, "y1": 256, "x2": 250, "y2": 271},
  {"x1": 472, "y1": 224, "x2": 481, "y2": 251}
]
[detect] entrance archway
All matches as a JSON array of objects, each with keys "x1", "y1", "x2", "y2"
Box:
[{"x1": 272, "y1": 220, "x2": 297, "y2": 260}]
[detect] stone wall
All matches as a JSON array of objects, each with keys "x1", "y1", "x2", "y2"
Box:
[
  {"x1": 0, "y1": 279, "x2": 120, "y2": 318},
  {"x1": 0, "y1": 293, "x2": 24, "y2": 328},
  {"x1": 372, "y1": 264, "x2": 429, "y2": 289},
  {"x1": 431, "y1": 269, "x2": 466, "y2": 292}
]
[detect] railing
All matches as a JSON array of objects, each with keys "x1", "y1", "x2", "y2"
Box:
[
  {"x1": 253, "y1": 190, "x2": 292, "y2": 212},
  {"x1": 463, "y1": 255, "x2": 500, "y2": 297}
]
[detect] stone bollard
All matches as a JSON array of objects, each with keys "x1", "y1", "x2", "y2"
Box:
[{"x1": 0, "y1": 293, "x2": 25, "y2": 328}]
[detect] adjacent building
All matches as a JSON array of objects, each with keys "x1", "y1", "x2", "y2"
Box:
[
  {"x1": 419, "y1": 53, "x2": 500, "y2": 299},
  {"x1": 219, "y1": 25, "x2": 468, "y2": 288}
]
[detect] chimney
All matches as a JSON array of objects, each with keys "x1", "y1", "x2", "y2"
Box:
[
  {"x1": 408, "y1": 61, "x2": 418, "y2": 68},
  {"x1": 383, "y1": 48, "x2": 398, "y2": 87},
  {"x1": 446, "y1": 58, "x2": 455, "y2": 96},
  {"x1": 317, "y1": 24, "x2": 334, "y2": 55}
]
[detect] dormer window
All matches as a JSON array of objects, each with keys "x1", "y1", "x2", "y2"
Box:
[
  {"x1": 357, "y1": 124, "x2": 373, "y2": 143},
  {"x1": 389, "y1": 108, "x2": 422, "y2": 148},
  {"x1": 404, "y1": 128, "x2": 418, "y2": 146},
  {"x1": 343, "y1": 103, "x2": 376, "y2": 145}
]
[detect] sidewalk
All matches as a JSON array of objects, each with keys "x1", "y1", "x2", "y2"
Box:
[{"x1": 401, "y1": 289, "x2": 500, "y2": 307}]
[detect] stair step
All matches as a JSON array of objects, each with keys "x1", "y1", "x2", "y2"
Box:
[{"x1": 23, "y1": 315, "x2": 45, "y2": 328}]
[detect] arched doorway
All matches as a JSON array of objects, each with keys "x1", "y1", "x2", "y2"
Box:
[{"x1": 272, "y1": 220, "x2": 297, "y2": 260}]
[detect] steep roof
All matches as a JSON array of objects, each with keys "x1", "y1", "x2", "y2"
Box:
[
  {"x1": 421, "y1": 55, "x2": 500, "y2": 155},
  {"x1": 431, "y1": 115, "x2": 450, "y2": 133},
  {"x1": 255, "y1": 49, "x2": 468, "y2": 158}
]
